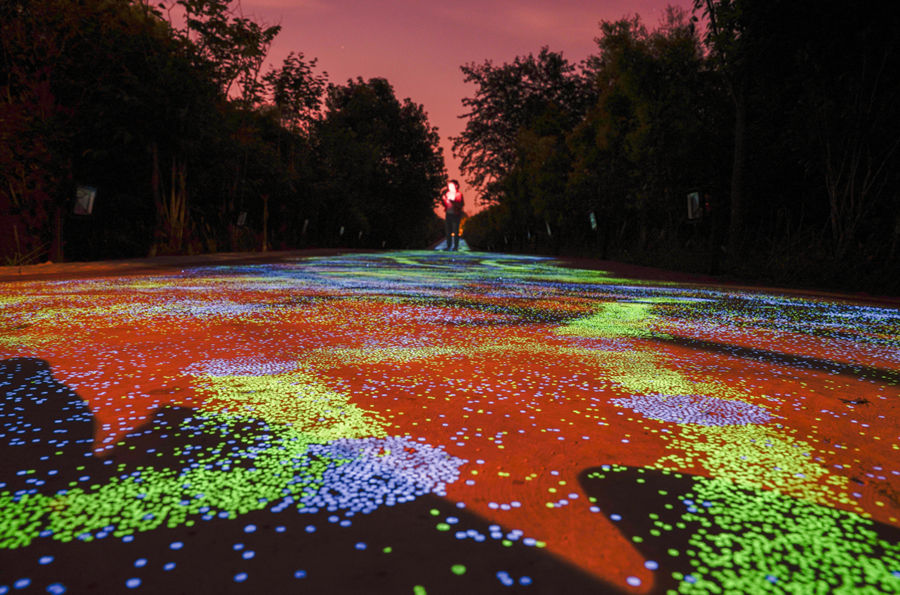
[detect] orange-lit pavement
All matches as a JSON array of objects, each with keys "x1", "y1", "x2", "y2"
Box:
[{"x1": 1, "y1": 251, "x2": 898, "y2": 593}]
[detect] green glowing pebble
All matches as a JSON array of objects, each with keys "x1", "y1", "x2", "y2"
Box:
[
  {"x1": 413, "y1": 586, "x2": 427, "y2": 595},
  {"x1": 429, "y1": 509, "x2": 440, "y2": 516},
  {"x1": 383, "y1": 546, "x2": 392, "y2": 554},
  {"x1": 557, "y1": 302, "x2": 669, "y2": 339},
  {"x1": 502, "y1": 540, "x2": 513, "y2": 547},
  {"x1": 676, "y1": 474, "x2": 900, "y2": 593},
  {"x1": 451, "y1": 564, "x2": 466, "y2": 575},
  {"x1": 0, "y1": 411, "x2": 340, "y2": 549},
  {"x1": 436, "y1": 523, "x2": 451, "y2": 531},
  {"x1": 195, "y1": 371, "x2": 386, "y2": 442}
]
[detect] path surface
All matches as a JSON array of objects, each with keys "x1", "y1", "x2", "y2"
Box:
[{"x1": 1, "y1": 250, "x2": 899, "y2": 593}]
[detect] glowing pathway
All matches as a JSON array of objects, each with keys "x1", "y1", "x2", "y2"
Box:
[{"x1": 1, "y1": 251, "x2": 898, "y2": 593}]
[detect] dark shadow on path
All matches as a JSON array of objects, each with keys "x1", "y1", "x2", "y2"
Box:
[
  {"x1": 579, "y1": 465, "x2": 900, "y2": 594},
  {"x1": 1, "y1": 358, "x2": 616, "y2": 594},
  {"x1": 659, "y1": 335, "x2": 900, "y2": 386}
]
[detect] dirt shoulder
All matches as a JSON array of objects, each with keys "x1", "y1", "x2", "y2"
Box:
[
  {"x1": 555, "y1": 255, "x2": 899, "y2": 307},
  {"x1": 0, "y1": 249, "x2": 373, "y2": 283}
]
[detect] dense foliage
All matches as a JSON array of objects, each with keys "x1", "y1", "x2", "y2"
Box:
[
  {"x1": 0, "y1": 0, "x2": 446, "y2": 262},
  {"x1": 457, "y1": 2, "x2": 900, "y2": 294},
  {"x1": 2, "y1": 0, "x2": 897, "y2": 294}
]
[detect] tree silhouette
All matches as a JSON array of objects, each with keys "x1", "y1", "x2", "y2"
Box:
[
  {"x1": 452, "y1": 48, "x2": 588, "y2": 205},
  {"x1": 313, "y1": 78, "x2": 446, "y2": 248}
]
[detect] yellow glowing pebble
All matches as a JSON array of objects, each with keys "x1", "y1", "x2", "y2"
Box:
[
  {"x1": 604, "y1": 350, "x2": 701, "y2": 396},
  {"x1": 312, "y1": 347, "x2": 461, "y2": 366},
  {"x1": 557, "y1": 301, "x2": 666, "y2": 339},
  {"x1": 194, "y1": 371, "x2": 387, "y2": 442},
  {"x1": 553, "y1": 345, "x2": 751, "y2": 404},
  {"x1": 653, "y1": 424, "x2": 861, "y2": 512}
]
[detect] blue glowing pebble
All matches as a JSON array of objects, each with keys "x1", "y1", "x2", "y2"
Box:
[
  {"x1": 611, "y1": 395, "x2": 773, "y2": 426},
  {"x1": 300, "y1": 437, "x2": 465, "y2": 514}
]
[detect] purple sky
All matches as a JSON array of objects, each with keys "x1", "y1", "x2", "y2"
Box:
[{"x1": 237, "y1": 0, "x2": 693, "y2": 207}]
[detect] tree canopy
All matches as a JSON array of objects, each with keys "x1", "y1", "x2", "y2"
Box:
[
  {"x1": 0, "y1": 0, "x2": 446, "y2": 262},
  {"x1": 312, "y1": 77, "x2": 446, "y2": 248},
  {"x1": 451, "y1": 47, "x2": 588, "y2": 205},
  {"x1": 458, "y1": 2, "x2": 900, "y2": 293}
]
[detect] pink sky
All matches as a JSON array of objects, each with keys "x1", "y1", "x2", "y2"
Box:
[{"x1": 238, "y1": 0, "x2": 692, "y2": 210}]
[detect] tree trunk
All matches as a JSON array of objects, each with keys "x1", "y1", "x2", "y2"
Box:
[{"x1": 151, "y1": 143, "x2": 189, "y2": 254}]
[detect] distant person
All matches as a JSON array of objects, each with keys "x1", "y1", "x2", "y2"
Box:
[{"x1": 441, "y1": 180, "x2": 464, "y2": 251}]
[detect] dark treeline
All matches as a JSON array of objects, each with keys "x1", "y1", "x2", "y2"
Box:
[
  {"x1": 0, "y1": 0, "x2": 446, "y2": 263},
  {"x1": 457, "y1": 1, "x2": 900, "y2": 294}
]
